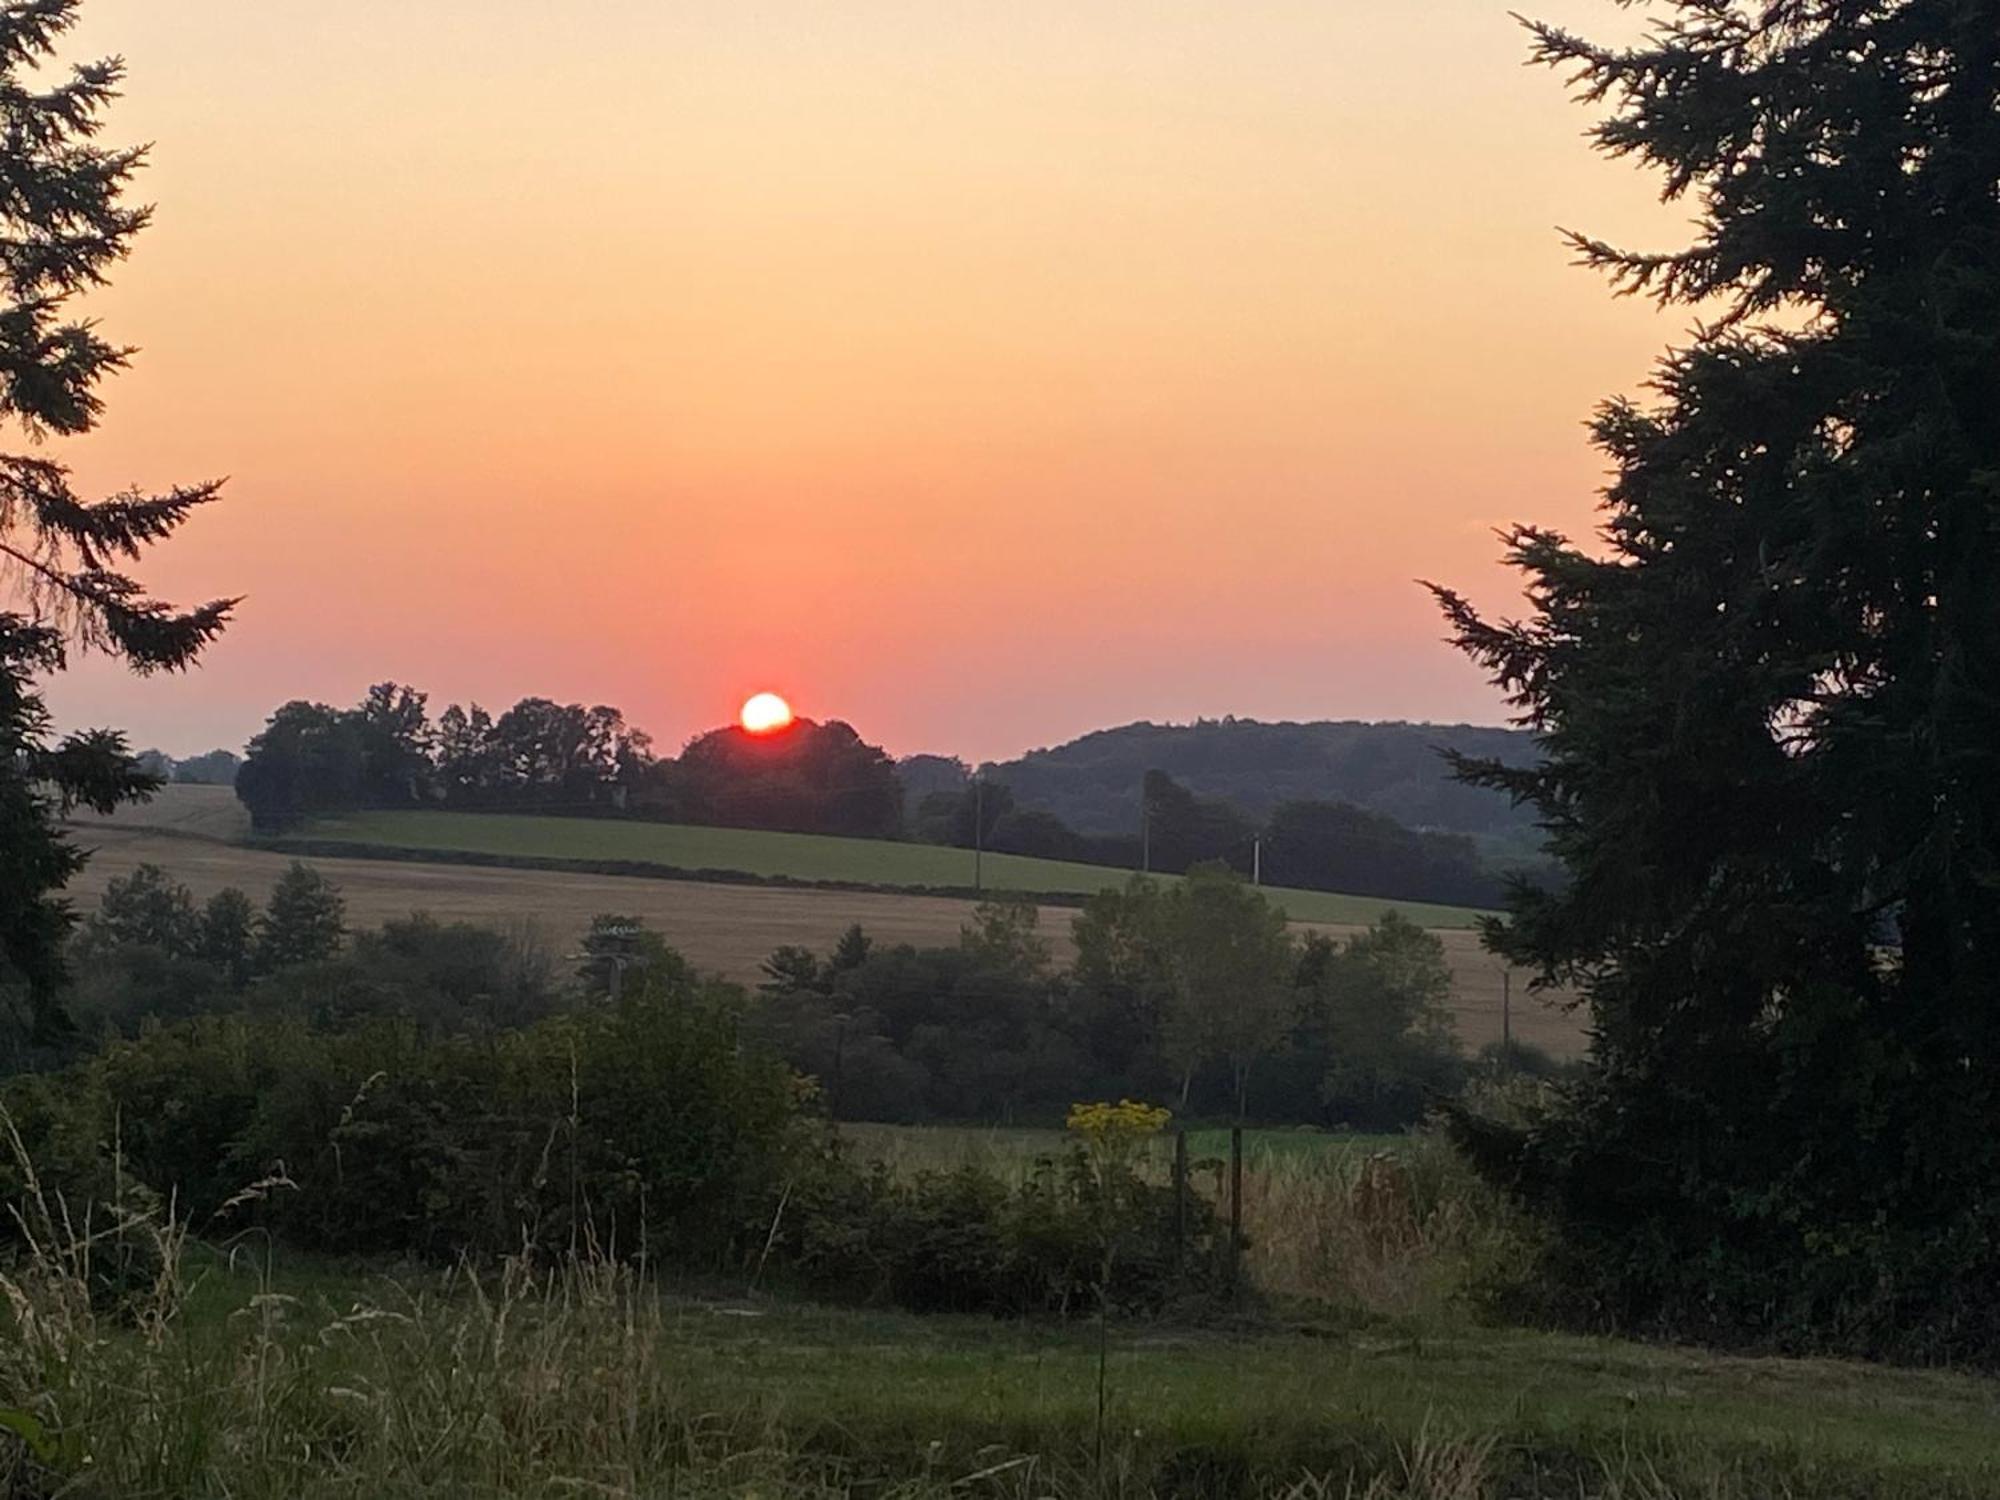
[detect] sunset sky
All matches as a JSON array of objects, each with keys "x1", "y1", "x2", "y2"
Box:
[{"x1": 39, "y1": 1, "x2": 1675, "y2": 763}]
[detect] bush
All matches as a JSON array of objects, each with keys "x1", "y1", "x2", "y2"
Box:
[
  {"x1": 774, "y1": 1139, "x2": 1225, "y2": 1316},
  {"x1": 3, "y1": 966, "x2": 808, "y2": 1270}
]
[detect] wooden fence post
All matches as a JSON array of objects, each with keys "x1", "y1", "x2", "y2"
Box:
[
  {"x1": 1229, "y1": 1125, "x2": 1244, "y2": 1296},
  {"x1": 1173, "y1": 1128, "x2": 1188, "y2": 1274}
]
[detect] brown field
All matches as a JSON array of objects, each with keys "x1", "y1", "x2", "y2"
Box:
[{"x1": 61, "y1": 789, "x2": 1586, "y2": 1058}]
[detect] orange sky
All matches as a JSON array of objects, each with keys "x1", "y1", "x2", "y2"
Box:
[{"x1": 37, "y1": 1, "x2": 1676, "y2": 762}]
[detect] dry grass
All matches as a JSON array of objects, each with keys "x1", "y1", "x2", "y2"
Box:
[{"x1": 839, "y1": 1123, "x2": 1538, "y2": 1323}]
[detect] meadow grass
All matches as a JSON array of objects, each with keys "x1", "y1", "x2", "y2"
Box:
[
  {"x1": 4, "y1": 1116, "x2": 1996, "y2": 1498},
  {"x1": 6, "y1": 1239, "x2": 1998, "y2": 1499},
  {"x1": 294, "y1": 808, "x2": 1489, "y2": 928}
]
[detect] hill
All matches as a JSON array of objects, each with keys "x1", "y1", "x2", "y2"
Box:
[{"x1": 979, "y1": 717, "x2": 1542, "y2": 848}]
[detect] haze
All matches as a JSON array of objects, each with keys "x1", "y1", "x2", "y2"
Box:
[{"x1": 43, "y1": 1, "x2": 1670, "y2": 760}]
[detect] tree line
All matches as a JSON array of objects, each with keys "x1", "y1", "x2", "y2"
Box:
[
  {"x1": 22, "y1": 856, "x2": 1515, "y2": 1131},
  {"x1": 908, "y1": 764, "x2": 1514, "y2": 907},
  {"x1": 234, "y1": 683, "x2": 903, "y2": 839},
  {"x1": 234, "y1": 683, "x2": 1520, "y2": 909},
  {"x1": 753, "y1": 872, "x2": 1486, "y2": 1130}
]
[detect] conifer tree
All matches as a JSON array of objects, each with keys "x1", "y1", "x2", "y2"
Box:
[
  {"x1": 1434, "y1": 1, "x2": 2000, "y2": 1354},
  {"x1": 0, "y1": 2, "x2": 232, "y2": 1037}
]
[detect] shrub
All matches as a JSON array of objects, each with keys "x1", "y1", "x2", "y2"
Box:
[
  {"x1": 2, "y1": 967, "x2": 808, "y2": 1271},
  {"x1": 773, "y1": 1136, "x2": 1224, "y2": 1317}
]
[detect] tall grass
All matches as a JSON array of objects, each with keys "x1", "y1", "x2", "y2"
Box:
[
  {"x1": 5, "y1": 1229, "x2": 1972, "y2": 1500},
  {"x1": 840, "y1": 1123, "x2": 1536, "y2": 1324},
  {"x1": 0, "y1": 1209, "x2": 1517, "y2": 1499},
  {"x1": 5, "y1": 1117, "x2": 1994, "y2": 1497}
]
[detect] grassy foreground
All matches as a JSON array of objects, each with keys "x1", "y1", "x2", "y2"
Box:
[
  {"x1": 7, "y1": 1247, "x2": 1995, "y2": 1500},
  {"x1": 292, "y1": 808, "x2": 1489, "y2": 928},
  {"x1": 6, "y1": 1124, "x2": 1994, "y2": 1497}
]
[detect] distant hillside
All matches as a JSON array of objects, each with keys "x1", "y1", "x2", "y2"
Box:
[{"x1": 982, "y1": 719, "x2": 1540, "y2": 844}]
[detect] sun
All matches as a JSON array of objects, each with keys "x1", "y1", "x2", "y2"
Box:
[{"x1": 739, "y1": 691, "x2": 795, "y2": 734}]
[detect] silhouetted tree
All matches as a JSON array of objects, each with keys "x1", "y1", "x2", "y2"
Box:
[
  {"x1": 75, "y1": 863, "x2": 199, "y2": 959},
  {"x1": 1263, "y1": 798, "x2": 1501, "y2": 907},
  {"x1": 944, "y1": 778, "x2": 1013, "y2": 848},
  {"x1": 1432, "y1": 1, "x2": 2000, "y2": 1355},
  {"x1": 254, "y1": 864, "x2": 346, "y2": 973},
  {"x1": 1158, "y1": 865, "x2": 1292, "y2": 1116},
  {"x1": 434, "y1": 702, "x2": 500, "y2": 800},
  {"x1": 235, "y1": 702, "x2": 365, "y2": 832},
  {"x1": 465, "y1": 698, "x2": 649, "y2": 806},
  {"x1": 1291, "y1": 914, "x2": 1458, "y2": 1129},
  {"x1": 172, "y1": 749, "x2": 242, "y2": 786},
  {"x1": 352, "y1": 681, "x2": 434, "y2": 805},
  {"x1": 675, "y1": 718, "x2": 902, "y2": 837},
  {"x1": 0, "y1": 3, "x2": 232, "y2": 1039},
  {"x1": 195, "y1": 887, "x2": 258, "y2": 987},
  {"x1": 1141, "y1": 770, "x2": 1255, "y2": 875}
]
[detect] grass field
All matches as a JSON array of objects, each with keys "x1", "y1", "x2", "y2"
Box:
[
  {"x1": 14, "y1": 1239, "x2": 1999, "y2": 1498},
  {"x1": 295, "y1": 807, "x2": 1491, "y2": 928}
]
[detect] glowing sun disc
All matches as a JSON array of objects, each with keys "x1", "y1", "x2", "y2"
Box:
[{"x1": 740, "y1": 692, "x2": 794, "y2": 734}]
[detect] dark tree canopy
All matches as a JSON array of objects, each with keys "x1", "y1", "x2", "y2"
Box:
[
  {"x1": 236, "y1": 701, "x2": 366, "y2": 833},
  {"x1": 663, "y1": 718, "x2": 902, "y2": 838},
  {"x1": 1262, "y1": 799, "x2": 1502, "y2": 909},
  {"x1": 1433, "y1": 0, "x2": 2000, "y2": 1357},
  {"x1": 0, "y1": 2, "x2": 231, "y2": 1037}
]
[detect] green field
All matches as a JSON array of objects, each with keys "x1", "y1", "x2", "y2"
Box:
[
  {"x1": 293, "y1": 809, "x2": 1489, "y2": 928},
  {"x1": 43, "y1": 1247, "x2": 2000, "y2": 1499}
]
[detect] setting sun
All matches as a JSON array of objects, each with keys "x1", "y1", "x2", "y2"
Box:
[{"x1": 739, "y1": 691, "x2": 795, "y2": 734}]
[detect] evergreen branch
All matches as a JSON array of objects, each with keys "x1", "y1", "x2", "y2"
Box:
[{"x1": 0, "y1": 537, "x2": 237, "y2": 670}]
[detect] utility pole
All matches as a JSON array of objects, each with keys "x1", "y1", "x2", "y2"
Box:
[
  {"x1": 1253, "y1": 836, "x2": 1262, "y2": 886},
  {"x1": 1141, "y1": 800, "x2": 1151, "y2": 874},
  {"x1": 973, "y1": 776, "x2": 984, "y2": 892},
  {"x1": 1500, "y1": 966, "x2": 1513, "y2": 1062}
]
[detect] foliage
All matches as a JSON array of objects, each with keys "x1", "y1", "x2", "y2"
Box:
[
  {"x1": 242, "y1": 682, "x2": 1529, "y2": 910},
  {"x1": 573, "y1": 911, "x2": 689, "y2": 1000},
  {"x1": 1158, "y1": 865, "x2": 1294, "y2": 1116},
  {"x1": 758, "y1": 876, "x2": 1463, "y2": 1128},
  {"x1": 918, "y1": 767, "x2": 1519, "y2": 907},
  {"x1": 170, "y1": 748, "x2": 241, "y2": 785},
  {"x1": 234, "y1": 701, "x2": 366, "y2": 832},
  {"x1": 1141, "y1": 769, "x2": 1258, "y2": 875},
  {"x1": 778, "y1": 1131, "x2": 1222, "y2": 1316},
  {"x1": 1293, "y1": 915, "x2": 1461, "y2": 1130},
  {"x1": 54, "y1": 868, "x2": 564, "y2": 1047},
  {"x1": 1263, "y1": 799, "x2": 1504, "y2": 909},
  {"x1": 0, "y1": 1, "x2": 232, "y2": 1040},
  {"x1": 72, "y1": 863, "x2": 199, "y2": 959},
  {"x1": 1065, "y1": 1098, "x2": 1170, "y2": 1163},
  {"x1": 1431, "y1": 0, "x2": 2000, "y2": 1359},
  {"x1": 195, "y1": 887, "x2": 257, "y2": 985},
  {"x1": 3, "y1": 963, "x2": 805, "y2": 1267},
  {"x1": 253, "y1": 862, "x2": 345, "y2": 973},
  {"x1": 653, "y1": 717, "x2": 903, "y2": 837}
]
